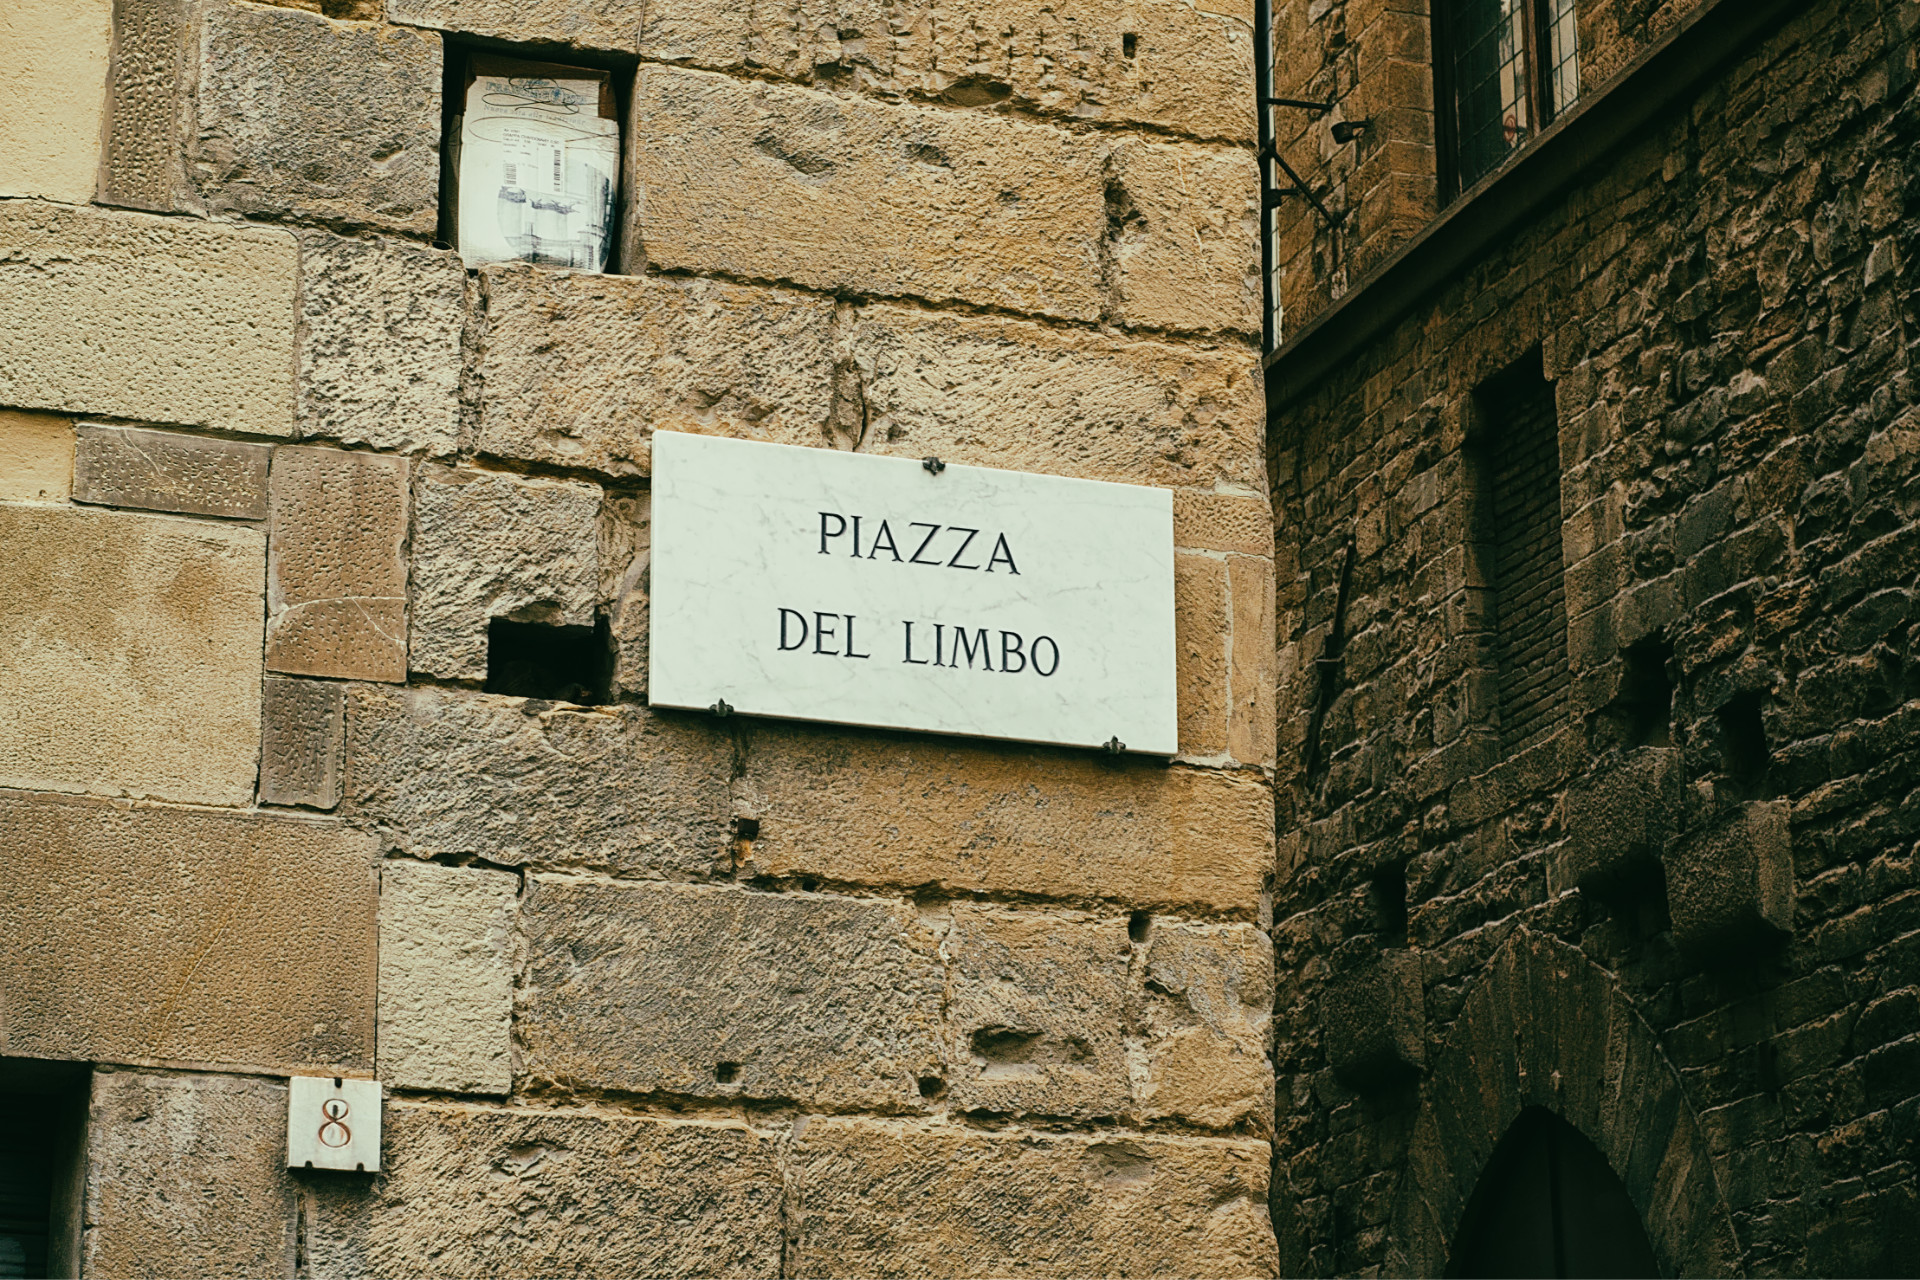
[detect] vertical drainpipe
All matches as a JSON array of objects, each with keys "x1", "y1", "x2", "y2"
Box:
[{"x1": 1254, "y1": 0, "x2": 1277, "y2": 352}]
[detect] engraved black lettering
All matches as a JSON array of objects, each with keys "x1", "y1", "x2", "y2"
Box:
[
  {"x1": 778, "y1": 608, "x2": 808, "y2": 650},
  {"x1": 1032, "y1": 635, "x2": 1060, "y2": 676},
  {"x1": 985, "y1": 533, "x2": 1020, "y2": 574},
  {"x1": 844, "y1": 614, "x2": 871, "y2": 659},
  {"x1": 908, "y1": 522, "x2": 944, "y2": 565},
  {"x1": 902, "y1": 620, "x2": 930, "y2": 665},
  {"x1": 952, "y1": 627, "x2": 993, "y2": 670},
  {"x1": 934, "y1": 623, "x2": 945, "y2": 666},
  {"x1": 851, "y1": 514, "x2": 863, "y2": 558},
  {"x1": 868, "y1": 520, "x2": 901, "y2": 561},
  {"x1": 813, "y1": 611, "x2": 839, "y2": 655},
  {"x1": 945, "y1": 526, "x2": 981, "y2": 570},
  {"x1": 1000, "y1": 631, "x2": 1026, "y2": 673},
  {"x1": 818, "y1": 512, "x2": 847, "y2": 555}
]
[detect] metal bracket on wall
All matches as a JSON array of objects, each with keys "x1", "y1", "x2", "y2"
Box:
[
  {"x1": 1264, "y1": 96, "x2": 1335, "y2": 114},
  {"x1": 1259, "y1": 144, "x2": 1343, "y2": 230}
]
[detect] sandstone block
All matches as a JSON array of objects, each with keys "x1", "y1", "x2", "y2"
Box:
[
  {"x1": 343, "y1": 685, "x2": 732, "y2": 877},
  {"x1": 0, "y1": 790, "x2": 377, "y2": 1070},
  {"x1": 100, "y1": 0, "x2": 198, "y2": 211},
  {"x1": 945, "y1": 906, "x2": 1132, "y2": 1119},
  {"x1": 741, "y1": 724, "x2": 1272, "y2": 914},
  {"x1": 631, "y1": 65, "x2": 1107, "y2": 320},
  {"x1": 1665, "y1": 800, "x2": 1794, "y2": 957},
  {"x1": 789, "y1": 1118, "x2": 1277, "y2": 1277},
  {"x1": 519, "y1": 878, "x2": 942, "y2": 1108},
  {"x1": 474, "y1": 265, "x2": 837, "y2": 476},
  {"x1": 305, "y1": 1102, "x2": 782, "y2": 1277},
  {"x1": 1174, "y1": 491, "x2": 1273, "y2": 556},
  {"x1": 1228, "y1": 553, "x2": 1276, "y2": 767},
  {"x1": 387, "y1": 0, "x2": 644, "y2": 51},
  {"x1": 637, "y1": 0, "x2": 1256, "y2": 143},
  {"x1": 1321, "y1": 951, "x2": 1424, "y2": 1090},
  {"x1": 600, "y1": 492, "x2": 650, "y2": 697},
  {"x1": 412, "y1": 467, "x2": 603, "y2": 681},
  {"x1": 1176, "y1": 553, "x2": 1232, "y2": 756},
  {"x1": 0, "y1": 0, "x2": 111, "y2": 202},
  {"x1": 259, "y1": 676, "x2": 344, "y2": 809},
  {"x1": 193, "y1": 3, "x2": 441, "y2": 233},
  {"x1": 298, "y1": 230, "x2": 465, "y2": 455},
  {"x1": 0, "y1": 201, "x2": 297, "y2": 435},
  {"x1": 0, "y1": 503, "x2": 263, "y2": 807},
  {"x1": 1140, "y1": 919, "x2": 1274, "y2": 1129},
  {"x1": 1559, "y1": 747, "x2": 1685, "y2": 895},
  {"x1": 849, "y1": 303, "x2": 1265, "y2": 490},
  {"x1": 380, "y1": 860, "x2": 517, "y2": 1094},
  {"x1": 84, "y1": 1070, "x2": 295, "y2": 1279},
  {"x1": 73, "y1": 424, "x2": 270, "y2": 519},
  {"x1": 1107, "y1": 137, "x2": 1261, "y2": 335},
  {"x1": 0, "y1": 410, "x2": 74, "y2": 503},
  {"x1": 267, "y1": 446, "x2": 409, "y2": 682}
]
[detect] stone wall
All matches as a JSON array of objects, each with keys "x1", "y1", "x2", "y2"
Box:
[
  {"x1": 1267, "y1": 0, "x2": 1919, "y2": 1273},
  {"x1": 0, "y1": 0, "x2": 1276, "y2": 1274}
]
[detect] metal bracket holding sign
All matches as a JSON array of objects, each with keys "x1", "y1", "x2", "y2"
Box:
[{"x1": 648, "y1": 432, "x2": 1178, "y2": 755}]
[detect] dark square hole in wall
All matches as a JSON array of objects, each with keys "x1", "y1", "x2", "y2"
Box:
[
  {"x1": 1370, "y1": 863, "x2": 1410, "y2": 947},
  {"x1": 485, "y1": 617, "x2": 614, "y2": 704},
  {"x1": 1718, "y1": 691, "x2": 1771, "y2": 797},
  {"x1": 1608, "y1": 635, "x2": 1674, "y2": 749}
]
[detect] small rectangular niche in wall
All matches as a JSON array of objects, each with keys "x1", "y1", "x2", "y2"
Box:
[
  {"x1": 0, "y1": 1059, "x2": 87, "y2": 1280},
  {"x1": 442, "y1": 49, "x2": 628, "y2": 273},
  {"x1": 486, "y1": 616, "x2": 614, "y2": 704}
]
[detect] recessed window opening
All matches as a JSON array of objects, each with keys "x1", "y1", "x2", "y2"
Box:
[
  {"x1": 1370, "y1": 863, "x2": 1410, "y2": 947},
  {"x1": 1718, "y1": 691, "x2": 1770, "y2": 797},
  {"x1": 1436, "y1": 0, "x2": 1581, "y2": 197},
  {"x1": 0, "y1": 1060, "x2": 86, "y2": 1280},
  {"x1": 1617, "y1": 636, "x2": 1675, "y2": 748},
  {"x1": 485, "y1": 616, "x2": 614, "y2": 704}
]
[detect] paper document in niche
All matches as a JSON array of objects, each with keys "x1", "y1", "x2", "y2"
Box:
[{"x1": 457, "y1": 75, "x2": 618, "y2": 272}]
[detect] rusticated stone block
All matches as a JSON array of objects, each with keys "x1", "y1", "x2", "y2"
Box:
[
  {"x1": 1666, "y1": 800, "x2": 1794, "y2": 957},
  {"x1": 1228, "y1": 553, "x2": 1277, "y2": 767},
  {"x1": 267, "y1": 446, "x2": 409, "y2": 682},
  {"x1": 387, "y1": 0, "x2": 644, "y2": 52},
  {"x1": 1174, "y1": 491, "x2": 1274, "y2": 556},
  {"x1": 601, "y1": 491, "x2": 650, "y2": 697},
  {"x1": 944, "y1": 906, "x2": 1132, "y2": 1119},
  {"x1": 298, "y1": 230, "x2": 465, "y2": 455},
  {"x1": 518, "y1": 878, "x2": 942, "y2": 1109},
  {"x1": 848, "y1": 303, "x2": 1265, "y2": 491},
  {"x1": 100, "y1": 0, "x2": 198, "y2": 212},
  {"x1": 0, "y1": 790, "x2": 377, "y2": 1070},
  {"x1": 412, "y1": 467, "x2": 603, "y2": 682},
  {"x1": 789, "y1": 1118, "x2": 1277, "y2": 1277},
  {"x1": 1558, "y1": 747, "x2": 1686, "y2": 894},
  {"x1": 194, "y1": 2, "x2": 441, "y2": 233},
  {"x1": 1321, "y1": 951, "x2": 1424, "y2": 1090},
  {"x1": 630, "y1": 65, "x2": 1107, "y2": 320},
  {"x1": 1176, "y1": 553, "x2": 1232, "y2": 756},
  {"x1": 84, "y1": 1070, "x2": 295, "y2": 1279},
  {"x1": 0, "y1": 503, "x2": 262, "y2": 807},
  {"x1": 740, "y1": 723, "x2": 1272, "y2": 914},
  {"x1": 73, "y1": 424, "x2": 270, "y2": 519},
  {"x1": 0, "y1": 409, "x2": 74, "y2": 503},
  {"x1": 258, "y1": 676, "x2": 344, "y2": 810},
  {"x1": 343, "y1": 685, "x2": 732, "y2": 877},
  {"x1": 0, "y1": 201, "x2": 297, "y2": 435},
  {"x1": 1, "y1": 0, "x2": 111, "y2": 203},
  {"x1": 303, "y1": 1102, "x2": 782, "y2": 1277},
  {"x1": 475, "y1": 265, "x2": 836, "y2": 477},
  {"x1": 1139, "y1": 919, "x2": 1274, "y2": 1130},
  {"x1": 380, "y1": 860, "x2": 517, "y2": 1094},
  {"x1": 1106, "y1": 137, "x2": 1261, "y2": 335}
]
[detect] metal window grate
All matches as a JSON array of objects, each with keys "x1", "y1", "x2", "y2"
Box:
[{"x1": 1445, "y1": 0, "x2": 1581, "y2": 193}]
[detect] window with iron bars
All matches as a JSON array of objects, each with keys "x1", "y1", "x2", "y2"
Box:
[{"x1": 1437, "y1": 0, "x2": 1580, "y2": 197}]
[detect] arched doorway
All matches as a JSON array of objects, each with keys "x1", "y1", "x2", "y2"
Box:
[{"x1": 1447, "y1": 1107, "x2": 1658, "y2": 1278}]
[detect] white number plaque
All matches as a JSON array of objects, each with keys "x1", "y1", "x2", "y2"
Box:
[{"x1": 648, "y1": 432, "x2": 1177, "y2": 755}]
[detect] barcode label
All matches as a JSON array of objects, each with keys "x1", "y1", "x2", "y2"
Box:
[{"x1": 503, "y1": 161, "x2": 518, "y2": 185}]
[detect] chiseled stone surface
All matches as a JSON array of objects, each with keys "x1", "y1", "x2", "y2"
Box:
[
  {"x1": 848, "y1": 303, "x2": 1265, "y2": 491},
  {"x1": 298, "y1": 230, "x2": 466, "y2": 455},
  {"x1": 305, "y1": 1102, "x2": 783, "y2": 1278},
  {"x1": 0, "y1": 0, "x2": 112, "y2": 202},
  {"x1": 1106, "y1": 137, "x2": 1260, "y2": 336},
  {"x1": 386, "y1": 0, "x2": 645, "y2": 51},
  {"x1": 258, "y1": 676, "x2": 345, "y2": 810},
  {"x1": 1174, "y1": 491, "x2": 1273, "y2": 557},
  {"x1": 1175, "y1": 552, "x2": 1232, "y2": 756},
  {"x1": 99, "y1": 0, "x2": 196, "y2": 212},
  {"x1": 600, "y1": 491, "x2": 651, "y2": 698},
  {"x1": 944, "y1": 905, "x2": 1132, "y2": 1119},
  {"x1": 411, "y1": 466, "x2": 603, "y2": 682},
  {"x1": 1227, "y1": 552, "x2": 1275, "y2": 767},
  {"x1": 194, "y1": 2, "x2": 441, "y2": 233},
  {"x1": 0, "y1": 409, "x2": 74, "y2": 503},
  {"x1": 789, "y1": 1118, "x2": 1277, "y2": 1277},
  {"x1": 519, "y1": 878, "x2": 942, "y2": 1109},
  {"x1": 0, "y1": 503, "x2": 263, "y2": 807},
  {"x1": 631, "y1": 65, "x2": 1107, "y2": 320},
  {"x1": 741, "y1": 724, "x2": 1272, "y2": 914},
  {"x1": 474, "y1": 265, "x2": 837, "y2": 477},
  {"x1": 0, "y1": 790, "x2": 377, "y2": 1070},
  {"x1": 637, "y1": 0, "x2": 1256, "y2": 143},
  {"x1": 267, "y1": 446, "x2": 409, "y2": 682},
  {"x1": 1139, "y1": 918, "x2": 1273, "y2": 1129},
  {"x1": 84, "y1": 1070, "x2": 294, "y2": 1280},
  {"x1": 380, "y1": 860, "x2": 517, "y2": 1095},
  {"x1": 0, "y1": 201, "x2": 297, "y2": 435},
  {"x1": 73, "y1": 424, "x2": 270, "y2": 519},
  {"x1": 343, "y1": 685, "x2": 732, "y2": 877}
]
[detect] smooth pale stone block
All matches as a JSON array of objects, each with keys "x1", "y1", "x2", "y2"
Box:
[
  {"x1": 0, "y1": 410, "x2": 74, "y2": 503},
  {"x1": 0, "y1": 0, "x2": 112, "y2": 203},
  {"x1": 379, "y1": 860, "x2": 517, "y2": 1095}
]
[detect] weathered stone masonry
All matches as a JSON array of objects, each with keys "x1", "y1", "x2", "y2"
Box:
[
  {"x1": 1266, "y1": 0, "x2": 1919, "y2": 1274},
  {"x1": 0, "y1": 0, "x2": 1279, "y2": 1275}
]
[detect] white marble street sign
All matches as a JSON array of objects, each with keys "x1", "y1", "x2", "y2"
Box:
[{"x1": 648, "y1": 431, "x2": 1177, "y2": 755}]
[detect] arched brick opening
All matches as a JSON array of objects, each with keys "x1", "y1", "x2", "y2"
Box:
[{"x1": 1384, "y1": 929, "x2": 1741, "y2": 1278}]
